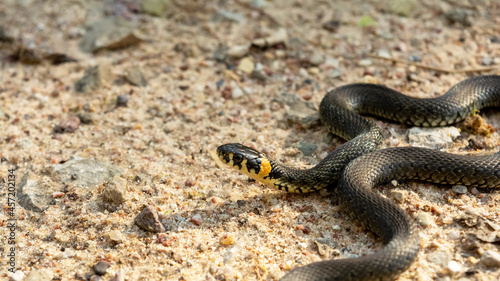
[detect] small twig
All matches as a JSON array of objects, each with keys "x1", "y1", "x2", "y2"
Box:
[{"x1": 369, "y1": 55, "x2": 500, "y2": 74}]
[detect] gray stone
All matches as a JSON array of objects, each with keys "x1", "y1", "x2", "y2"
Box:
[
  {"x1": 295, "y1": 142, "x2": 317, "y2": 156},
  {"x1": 24, "y1": 269, "x2": 51, "y2": 281},
  {"x1": 75, "y1": 64, "x2": 114, "y2": 93},
  {"x1": 452, "y1": 185, "x2": 467, "y2": 194},
  {"x1": 93, "y1": 261, "x2": 111, "y2": 276},
  {"x1": 53, "y1": 157, "x2": 121, "y2": 188},
  {"x1": 79, "y1": 17, "x2": 144, "y2": 53},
  {"x1": 481, "y1": 250, "x2": 500, "y2": 267},
  {"x1": 17, "y1": 172, "x2": 51, "y2": 213},
  {"x1": 427, "y1": 248, "x2": 452, "y2": 267},
  {"x1": 408, "y1": 127, "x2": 460, "y2": 149},
  {"x1": 135, "y1": 205, "x2": 166, "y2": 232},
  {"x1": 102, "y1": 176, "x2": 127, "y2": 205},
  {"x1": 124, "y1": 67, "x2": 147, "y2": 87},
  {"x1": 279, "y1": 93, "x2": 319, "y2": 128}
]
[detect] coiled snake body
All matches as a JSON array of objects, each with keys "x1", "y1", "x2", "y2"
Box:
[{"x1": 217, "y1": 75, "x2": 500, "y2": 280}]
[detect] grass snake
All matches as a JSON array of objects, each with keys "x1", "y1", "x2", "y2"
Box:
[{"x1": 217, "y1": 75, "x2": 500, "y2": 280}]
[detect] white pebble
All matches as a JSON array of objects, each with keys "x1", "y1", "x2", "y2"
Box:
[
  {"x1": 447, "y1": 260, "x2": 461, "y2": 276},
  {"x1": 10, "y1": 271, "x2": 24, "y2": 281},
  {"x1": 232, "y1": 87, "x2": 244, "y2": 99},
  {"x1": 448, "y1": 230, "x2": 459, "y2": 240}
]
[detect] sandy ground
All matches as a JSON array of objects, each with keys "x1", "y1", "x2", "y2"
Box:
[{"x1": 1, "y1": 0, "x2": 500, "y2": 280}]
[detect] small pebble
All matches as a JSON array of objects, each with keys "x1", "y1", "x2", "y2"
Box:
[
  {"x1": 391, "y1": 180, "x2": 398, "y2": 186},
  {"x1": 358, "y1": 59, "x2": 372, "y2": 66},
  {"x1": 309, "y1": 52, "x2": 325, "y2": 66},
  {"x1": 116, "y1": 95, "x2": 129, "y2": 107},
  {"x1": 377, "y1": 48, "x2": 391, "y2": 58},
  {"x1": 109, "y1": 230, "x2": 124, "y2": 242},
  {"x1": 481, "y1": 250, "x2": 500, "y2": 267},
  {"x1": 221, "y1": 234, "x2": 235, "y2": 245},
  {"x1": 470, "y1": 187, "x2": 480, "y2": 195},
  {"x1": 448, "y1": 230, "x2": 459, "y2": 240},
  {"x1": 452, "y1": 185, "x2": 467, "y2": 194},
  {"x1": 191, "y1": 214, "x2": 202, "y2": 226},
  {"x1": 482, "y1": 56, "x2": 493, "y2": 66},
  {"x1": 227, "y1": 44, "x2": 250, "y2": 58},
  {"x1": 417, "y1": 211, "x2": 432, "y2": 227},
  {"x1": 231, "y1": 87, "x2": 244, "y2": 99},
  {"x1": 53, "y1": 116, "x2": 80, "y2": 134},
  {"x1": 93, "y1": 261, "x2": 111, "y2": 276},
  {"x1": 447, "y1": 260, "x2": 461, "y2": 276},
  {"x1": 102, "y1": 177, "x2": 127, "y2": 205},
  {"x1": 438, "y1": 215, "x2": 453, "y2": 225},
  {"x1": 328, "y1": 68, "x2": 342, "y2": 78},
  {"x1": 134, "y1": 205, "x2": 166, "y2": 233},
  {"x1": 10, "y1": 271, "x2": 24, "y2": 281},
  {"x1": 237, "y1": 57, "x2": 254, "y2": 73},
  {"x1": 391, "y1": 190, "x2": 406, "y2": 203}
]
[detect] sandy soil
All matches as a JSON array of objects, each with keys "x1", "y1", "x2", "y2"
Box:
[{"x1": 1, "y1": 0, "x2": 500, "y2": 280}]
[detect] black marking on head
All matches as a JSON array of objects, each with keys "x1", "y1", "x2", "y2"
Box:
[{"x1": 217, "y1": 143, "x2": 265, "y2": 174}]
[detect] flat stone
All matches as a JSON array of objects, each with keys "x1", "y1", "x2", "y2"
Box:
[
  {"x1": 79, "y1": 16, "x2": 144, "y2": 53},
  {"x1": 408, "y1": 127, "x2": 460, "y2": 149},
  {"x1": 53, "y1": 157, "x2": 121, "y2": 188},
  {"x1": 481, "y1": 250, "x2": 500, "y2": 267},
  {"x1": 134, "y1": 205, "x2": 166, "y2": 232},
  {"x1": 17, "y1": 172, "x2": 51, "y2": 213},
  {"x1": 124, "y1": 67, "x2": 147, "y2": 87},
  {"x1": 102, "y1": 176, "x2": 127, "y2": 205}
]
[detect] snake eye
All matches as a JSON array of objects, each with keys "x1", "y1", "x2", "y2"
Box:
[{"x1": 233, "y1": 154, "x2": 243, "y2": 163}]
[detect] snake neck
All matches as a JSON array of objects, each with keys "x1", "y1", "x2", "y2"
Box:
[{"x1": 268, "y1": 126, "x2": 382, "y2": 193}]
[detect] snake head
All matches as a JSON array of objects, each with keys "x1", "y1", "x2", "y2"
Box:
[{"x1": 217, "y1": 143, "x2": 272, "y2": 179}]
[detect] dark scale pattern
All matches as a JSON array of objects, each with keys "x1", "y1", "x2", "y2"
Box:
[{"x1": 218, "y1": 76, "x2": 500, "y2": 281}]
